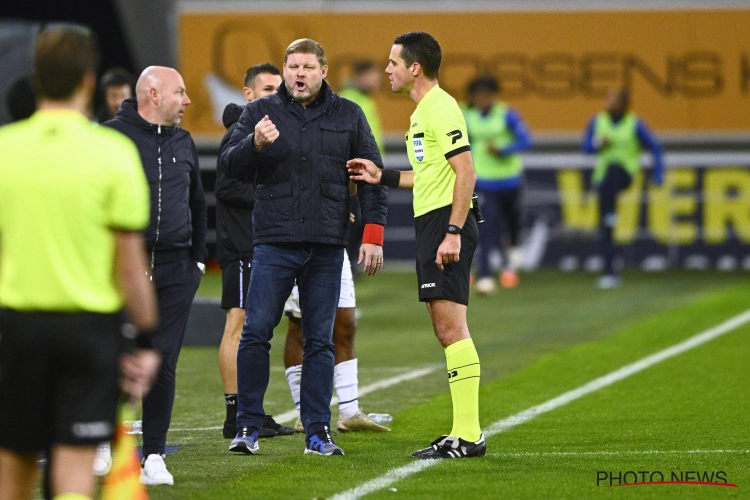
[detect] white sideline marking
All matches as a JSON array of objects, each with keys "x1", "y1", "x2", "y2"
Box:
[
  {"x1": 490, "y1": 449, "x2": 750, "y2": 458},
  {"x1": 169, "y1": 365, "x2": 440, "y2": 432},
  {"x1": 330, "y1": 309, "x2": 750, "y2": 500}
]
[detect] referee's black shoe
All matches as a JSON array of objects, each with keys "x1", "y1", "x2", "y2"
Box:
[{"x1": 412, "y1": 434, "x2": 486, "y2": 459}]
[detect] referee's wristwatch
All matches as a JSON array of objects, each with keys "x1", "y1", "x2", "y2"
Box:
[{"x1": 446, "y1": 224, "x2": 463, "y2": 235}]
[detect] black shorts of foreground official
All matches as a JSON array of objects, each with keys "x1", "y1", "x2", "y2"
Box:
[
  {"x1": 0, "y1": 310, "x2": 123, "y2": 452},
  {"x1": 415, "y1": 205, "x2": 478, "y2": 305}
]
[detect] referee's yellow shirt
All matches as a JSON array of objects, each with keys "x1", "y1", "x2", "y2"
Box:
[
  {"x1": 406, "y1": 85, "x2": 471, "y2": 218},
  {"x1": 0, "y1": 110, "x2": 149, "y2": 312}
]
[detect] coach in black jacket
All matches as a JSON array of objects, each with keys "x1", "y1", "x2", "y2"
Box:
[
  {"x1": 221, "y1": 39, "x2": 387, "y2": 456},
  {"x1": 105, "y1": 66, "x2": 206, "y2": 484},
  {"x1": 215, "y1": 64, "x2": 295, "y2": 439}
]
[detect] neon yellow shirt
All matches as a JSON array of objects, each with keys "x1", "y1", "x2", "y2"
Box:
[
  {"x1": 406, "y1": 86, "x2": 471, "y2": 217},
  {"x1": 0, "y1": 110, "x2": 150, "y2": 312}
]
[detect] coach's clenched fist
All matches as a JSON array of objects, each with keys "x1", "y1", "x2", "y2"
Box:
[{"x1": 253, "y1": 115, "x2": 279, "y2": 150}]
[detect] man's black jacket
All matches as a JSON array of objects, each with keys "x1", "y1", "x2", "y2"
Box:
[
  {"x1": 215, "y1": 103, "x2": 254, "y2": 268},
  {"x1": 104, "y1": 98, "x2": 208, "y2": 264},
  {"x1": 220, "y1": 81, "x2": 387, "y2": 247}
]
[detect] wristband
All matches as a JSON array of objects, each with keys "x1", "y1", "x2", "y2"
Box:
[
  {"x1": 379, "y1": 169, "x2": 400, "y2": 188},
  {"x1": 135, "y1": 332, "x2": 155, "y2": 349},
  {"x1": 447, "y1": 224, "x2": 463, "y2": 235},
  {"x1": 362, "y1": 223, "x2": 384, "y2": 246}
]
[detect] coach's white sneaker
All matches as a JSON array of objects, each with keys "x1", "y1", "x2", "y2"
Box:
[
  {"x1": 92, "y1": 442, "x2": 112, "y2": 476},
  {"x1": 140, "y1": 454, "x2": 174, "y2": 485}
]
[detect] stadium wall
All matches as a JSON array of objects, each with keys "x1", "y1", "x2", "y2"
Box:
[{"x1": 177, "y1": 5, "x2": 750, "y2": 141}]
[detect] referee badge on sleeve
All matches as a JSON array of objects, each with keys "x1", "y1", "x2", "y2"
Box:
[{"x1": 412, "y1": 132, "x2": 425, "y2": 162}]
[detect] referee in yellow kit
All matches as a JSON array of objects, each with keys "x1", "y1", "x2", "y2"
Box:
[{"x1": 348, "y1": 31, "x2": 484, "y2": 459}]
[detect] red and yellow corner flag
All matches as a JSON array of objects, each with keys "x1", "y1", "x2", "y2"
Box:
[{"x1": 101, "y1": 404, "x2": 148, "y2": 500}]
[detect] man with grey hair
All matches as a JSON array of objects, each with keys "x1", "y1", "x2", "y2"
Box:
[
  {"x1": 221, "y1": 38, "x2": 387, "y2": 456},
  {"x1": 105, "y1": 65, "x2": 207, "y2": 484}
]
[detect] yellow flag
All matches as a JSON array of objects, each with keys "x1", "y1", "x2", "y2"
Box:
[{"x1": 101, "y1": 404, "x2": 148, "y2": 500}]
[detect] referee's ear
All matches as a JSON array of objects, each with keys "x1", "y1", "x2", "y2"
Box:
[{"x1": 410, "y1": 62, "x2": 422, "y2": 78}]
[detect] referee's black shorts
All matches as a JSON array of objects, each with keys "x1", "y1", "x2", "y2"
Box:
[
  {"x1": 415, "y1": 205, "x2": 479, "y2": 305},
  {"x1": 221, "y1": 258, "x2": 252, "y2": 310},
  {"x1": 0, "y1": 309, "x2": 123, "y2": 452}
]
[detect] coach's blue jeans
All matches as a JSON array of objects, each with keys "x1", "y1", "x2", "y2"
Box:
[{"x1": 236, "y1": 243, "x2": 344, "y2": 437}]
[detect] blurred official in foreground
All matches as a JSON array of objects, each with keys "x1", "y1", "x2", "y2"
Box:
[{"x1": 0, "y1": 26, "x2": 159, "y2": 500}]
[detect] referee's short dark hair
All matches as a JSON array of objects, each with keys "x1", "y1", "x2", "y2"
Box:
[
  {"x1": 244, "y1": 63, "x2": 281, "y2": 88},
  {"x1": 393, "y1": 31, "x2": 441, "y2": 79},
  {"x1": 33, "y1": 26, "x2": 100, "y2": 100}
]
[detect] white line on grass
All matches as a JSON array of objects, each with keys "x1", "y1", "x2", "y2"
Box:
[
  {"x1": 330, "y1": 308, "x2": 750, "y2": 500},
  {"x1": 168, "y1": 365, "x2": 441, "y2": 432},
  {"x1": 489, "y1": 449, "x2": 750, "y2": 458}
]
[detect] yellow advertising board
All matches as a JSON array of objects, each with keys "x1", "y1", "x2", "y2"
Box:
[{"x1": 179, "y1": 9, "x2": 750, "y2": 139}]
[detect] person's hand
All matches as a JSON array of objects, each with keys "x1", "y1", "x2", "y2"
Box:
[
  {"x1": 120, "y1": 349, "x2": 161, "y2": 399},
  {"x1": 347, "y1": 158, "x2": 381, "y2": 185},
  {"x1": 358, "y1": 243, "x2": 383, "y2": 276},
  {"x1": 435, "y1": 234, "x2": 461, "y2": 271},
  {"x1": 253, "y1": 115, "x2": 279, "y2": 150},
  {"x1": 349, "y1": 212, "x2": 355, "y2": 223}
]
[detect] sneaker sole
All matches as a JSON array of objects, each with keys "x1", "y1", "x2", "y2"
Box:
[
  {"x1": 303, "y1": 448, "x2": 344, "y2": 456},
  {"x1": 139, "y1": 471, "x2": 174, "y2": 485},
  {"x1": 228, "y1": 441, "x2": 259, "y2": 455},
  {"x1": 336, "y1": 421, "x2": 391, "y2": 433}
]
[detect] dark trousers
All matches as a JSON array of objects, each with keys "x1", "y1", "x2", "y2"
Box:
[
  {"x1": 477, "y1": 187, "x2": 521, "y2": 278},
  {"x1": 142, "y1": 255, "x2": 201, "y2": 457},
  {"x1": 236, "y1": 243, "x2": 344, "y2": 438},
  {"x1": 597, "y1": 164, "x2": 633, "y2": 276}
]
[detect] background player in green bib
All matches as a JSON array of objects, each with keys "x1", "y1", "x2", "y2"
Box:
[
  {"x1": 348, "y1": 31, "x2": 485, "y2": 459},
  {"x1": 583, "y1": 88, "x2": 663, "y2": 289},
  {"x1": 463, "y1": 76, "x2": 532, "y2": 293}
]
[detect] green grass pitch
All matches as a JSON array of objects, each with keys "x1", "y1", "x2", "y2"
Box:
[{"x1": 142, "y1": 270, "x2": 750, "y2": 499}]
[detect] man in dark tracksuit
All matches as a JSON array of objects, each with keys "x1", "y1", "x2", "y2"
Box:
[
  {"x1": 221, "y1": 39, "x2": 387, "y2": 456},
  {"x1": 104, "y1": 66, "x2": 207, "y2": 485}
]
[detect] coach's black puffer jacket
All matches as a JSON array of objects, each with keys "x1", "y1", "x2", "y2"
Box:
[
  {"x1": 220, "y1": 81, "x2": 387, "y2": 247},
  {"x1": 105, "y1": 98, "x2": 208, "y2": 264}
]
